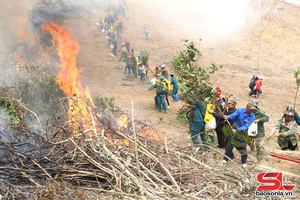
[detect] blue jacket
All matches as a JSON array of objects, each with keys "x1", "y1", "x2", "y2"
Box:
[{"x1": 227, "y1": 108, "x2": 255, "y2": 131}]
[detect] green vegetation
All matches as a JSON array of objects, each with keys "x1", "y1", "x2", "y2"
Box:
[
  {"x1": 139, "y1": 50, "x2": 150, "y2": 65},
  {"x1": 0, "y1": 95, "x2": 23, "y2": 125},
  {"x1": 170, "y1": 40, "x2": 222, "y2": 121},
  {"x1": 223, "y1": 124, "x2": 251, "y2": 146},
  {"x1": 94, "y1": 96, "x2": 116, "y2": 113}
]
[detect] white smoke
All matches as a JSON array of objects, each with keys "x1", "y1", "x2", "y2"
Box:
[
  {"x1": 138, "y1": 0, "x2": 257, "y2": 46},
  {"x1": 0, "y1": 0, "x2": 38, "y2": 55}
]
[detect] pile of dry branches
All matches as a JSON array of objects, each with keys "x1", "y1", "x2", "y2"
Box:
[{"x1": 0, "y1": 101, "x2": 260, "y2": 200}]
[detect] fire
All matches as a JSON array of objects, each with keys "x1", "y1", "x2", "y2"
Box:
[
  {"x1": 85, "y1": 87, "x2": 95, "y2": 108},
  {"x1": 117, "y1": 114, "x2": 128, "y2": 129},
  {"x1": 40, "y1": 22, "x2": 136, "y2": 147},
  {"x1": 42, "y1": 22, "x2": 82, "y2": 96},
  {"x1": 41, "y1": 22, "x2": 92, "y2": 133}
]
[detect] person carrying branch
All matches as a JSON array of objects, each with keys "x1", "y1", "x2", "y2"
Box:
[
  {"x1": 270, "y1": 106, "x2": 298, "y2": 150},
  {"x1": 146, "y1": 76, "x2": 168, "y2": 113},
  {"x1": 222, "y1": 101, "x2": 256, "y2": 168},
  {"x1": 187, "y1": 100, "x2": 209, "y2": 153}
]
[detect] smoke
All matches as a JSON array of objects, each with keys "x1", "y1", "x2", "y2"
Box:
[
  {"x1": 0, "y1": 0, "x2": 37, "y2": 54},
  {"x1": 139, "y1": 0, "x2": 255, "y2": 46},
  {"x1": 0, "y1": 0, "x2": 105, "y2": 57}
]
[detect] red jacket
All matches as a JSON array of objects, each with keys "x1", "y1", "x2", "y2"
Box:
[{"x1": 255, "y1": 80, "x2": 262, "y2": 90}]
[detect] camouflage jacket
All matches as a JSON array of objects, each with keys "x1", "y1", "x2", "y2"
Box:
[{"x1": 272, "y1": 118, "x2": 298, "y2": 147}]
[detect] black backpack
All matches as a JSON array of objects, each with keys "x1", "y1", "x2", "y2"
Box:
[{"x1": 249, "y1": 77, "x2": 256, "y2": 89}]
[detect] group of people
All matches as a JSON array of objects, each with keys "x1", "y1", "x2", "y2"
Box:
[
  {"x1": 96, "y1": 0, "x2": 128, "y2": 57},
  {"x1": 97, "y1": 0, "x2": 127, "y2": 33},
  {"x1": 96, "y1": 0, "x2": 152, "y2": 83},
  {"x1": 119, "y1": 43, "x2": 151, "y2": 83},
  {"x1": 145, "y1": 62, "x2": 179, "y2": 113},
  {"x1": 188, "y1": 85, "x2": 300, "y2": 168}
]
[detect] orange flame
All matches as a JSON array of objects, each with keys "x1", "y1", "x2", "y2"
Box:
[
  {"x1": 117, "y1": 114, "x2": 128, "y2": 129},
  {"x1": 42, "y1": 22, "x2": 82, "y2": 96},
  {"x1": 42, "y1": 22, "x2": 92, "y2": 133},
  {"x1": 41, "y1": 22, "x2": 130, "y2": 143}
]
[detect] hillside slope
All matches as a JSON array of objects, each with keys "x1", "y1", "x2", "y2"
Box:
[{"x1": 69, "y1": 0, "x2": 300, "y2": 181}]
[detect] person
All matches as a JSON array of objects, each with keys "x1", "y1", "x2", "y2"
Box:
[
  {"x1": 188, "y1": 101, "x2": 209, "y2": 153},
  {"x1": 223, "y1": 99, "x2": 237, "y2": 147},
  {"x1": 170, "y1": 72, "x2": 179, "y2": 102},
  {"x1": 248, "y1": 100, "x2": 269, "y2": 160},
  {"x1": 124, "y1": 50, "x2": 134, "y2": 75},
  {"x1": 293, "y1": 108, "x2": 300, "y2": 137},
  {"x1": 249, "y1": 76, "x2": 263, "y2": 98},
  {"x1": 111, "y1": 39, "x2": 118, "y2": 57},
  {"x1": 144, "y1": 63, "x2": 149, "y2": 76},
  {"x1": 144, "y1": 27, "x2": 150, "y2": 40},
  {"x1": 119, "y1": 43, "x2": 127, "y2": 62},
  {"x1": 154, "y1": 66, "x2": 161, "y2": 77},
  {"x1": 271, "y1": 106, "x2": 298, "y2": 150},
  {"x1": 125, "y1": 39, "x2": 130, "y2": 53},
  {"x1": 163, "y1": 79, "x2": 171, "y2": 107},
  {"x1": 146, "y1": 76, "x2": 168, "y2": 113},
  {"x1": 222, "y1": 101, "x2": 256, "y2": 168},
  {"x1": 159, "y1": 62, "x2": 169, "y2": 79},
  {"x1": 211, "y1": 87, "x2": 226, "y2": 148},
  {"x1": 138, "y1": 64, "x2": 146, "y2": 83},
  {"x1": 248, "y1": 75, "x2": 258, "y2": 95},
  {"x1": 129, "y1": 49, "x2": 137, "y2": 78},
  {"x1": 293, "y1": 108, "x2": 300, "y2": 125}
]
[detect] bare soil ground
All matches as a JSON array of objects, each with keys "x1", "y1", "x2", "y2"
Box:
[{"x1": 65, "y1": 0, "x2": 300, "y2": 189}]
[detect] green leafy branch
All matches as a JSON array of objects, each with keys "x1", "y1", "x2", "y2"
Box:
[
  {"x1": 170, "y1": 40, "x2": 222, "y2": 122},
  {"x1": 170, "y1": 40, "x2": 222, "y2": 105}
]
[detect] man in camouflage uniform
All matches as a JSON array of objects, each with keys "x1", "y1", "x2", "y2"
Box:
[
  {"x1": 249, "y1": 100, "x2": 269, "y2": 160},
  {"x1": 271, "y1": 106, "x2": 298, "y2": 150}
]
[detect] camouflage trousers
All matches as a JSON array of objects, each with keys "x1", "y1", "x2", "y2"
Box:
[{"x1": 250, "y1": 138, "x2": 263, "y2": 156}]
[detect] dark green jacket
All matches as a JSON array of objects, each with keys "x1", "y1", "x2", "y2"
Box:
[
  {"x1": 252, "y1": 109, "x2": 269, "y2": 138},
  {"x1": 295, "y1": 113, "x2": 300, "y2": 125}
]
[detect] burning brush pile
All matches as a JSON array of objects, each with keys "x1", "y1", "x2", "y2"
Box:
[{"x1": 0, "y1": 90, "x2": 259, "y2": 200}]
